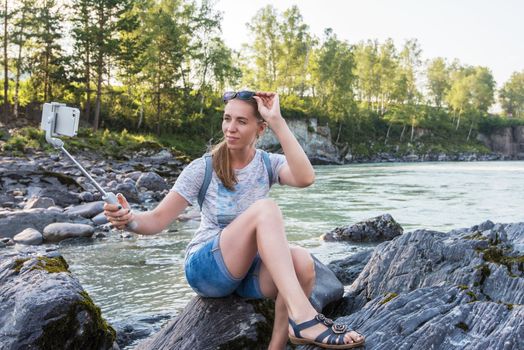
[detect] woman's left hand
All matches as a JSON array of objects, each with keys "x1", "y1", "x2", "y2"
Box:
[{"x1": 253, "y1": 92, "x2": 285, "y2": 129}]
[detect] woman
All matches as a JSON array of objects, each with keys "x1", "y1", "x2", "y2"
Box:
[{"x1": 104, "y1": 91, "x2": 365, "y2": 349}]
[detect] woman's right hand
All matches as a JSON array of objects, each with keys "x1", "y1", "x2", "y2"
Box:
[{"x1": 103, "y1": 193, "x2": 135, "y2": 230}]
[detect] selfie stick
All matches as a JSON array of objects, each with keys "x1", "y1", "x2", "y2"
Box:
[{"x1": 42, "y1": 102, "x2": 119, "y2": 206}]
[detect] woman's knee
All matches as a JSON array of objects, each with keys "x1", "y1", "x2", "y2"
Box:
[
  {"x1": 251, "y1": 198, "x2": 282, "y2": 221},
  {"x1": 290, "y1": 247, "x2": 315, "y2": 287}
]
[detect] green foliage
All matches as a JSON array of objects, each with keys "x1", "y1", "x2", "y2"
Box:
[
  {"x1": 478, "y1": 116, "x2": 524, "y2": 133},
  {"x1": 499, "y1": 70, "x2": 524, "y2": 118},
  {"x1": 1, "y1": 127, "x2": 49, "y2": 155}
]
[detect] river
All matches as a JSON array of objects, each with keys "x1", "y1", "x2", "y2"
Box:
[{"x1": 57, "y1": 161, "x2": 524, "y2": 346}]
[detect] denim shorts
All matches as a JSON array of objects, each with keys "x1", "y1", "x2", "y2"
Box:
[{"x1": 184, "y1": 233, "x2": 265, "y2": 299}]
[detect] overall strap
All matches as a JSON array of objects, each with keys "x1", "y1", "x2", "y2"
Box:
[
  {"x1": 198, "y1": 154, "x2": 213, "y2": 210},
  {"x1": 261, "y1": 150, "x2": 274, "y2": 185}
]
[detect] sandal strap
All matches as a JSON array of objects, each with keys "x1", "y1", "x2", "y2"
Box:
[
  {"x1": 315, "y1": 325, "x2": 352, "y2": 345},
  {"x1": 315, "y1": 327, "x2": 334, "y2": 343},
  {"x1": 288, "y1": 317, "x2": 322, "y2": 338}
]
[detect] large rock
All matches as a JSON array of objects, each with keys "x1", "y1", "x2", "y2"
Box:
[
  {"x1": 136, "y1": 296, "x2": 275, "y2": 350},
  {"x1": 0, "y1": 253, "x2": 116, "y2": 349},
  {"x1": 43, "y1": 223, "x2": 95, "y2": 243},
  {"x1": 309, "y1": 285, "x2": 523, "y2": 350},
  {"x1": 322, "y1": 214, "x2": 403, "y2": 242},
  {"x1": 258, "y1": 118, "x2": 342, "y2": 164},
  {"x1": 65, "y1": 201, "x2": 105, "y2": 219},
  {"x1": 13, "y1": 228, "x2": 43, "y2": 245},
  {"x1": 477, "y1": 125, "x2": 524, "y2": 159},
  {"x1": 343, "y1": 223, "x2": 524, "y2": 314},
  {"x1": 24, "y1": 196, "x2": 56, "y2": 209},
  {"x1": 29, "y1": 187, "x2": 81, "y2": 207},
  {"x1": 136, "y1": 257, "x2": 343, "y2": 349},
  {"x1": 0, "y1": 208, "x2": 92, "y2": 239},
  {"x1": 315, "y1": 221, "x2": 524, "y2": 350},
  {"x1": 136, "y1": 172, "x2": 169, "y2": 192},
  {"x1": 114, "y1": 183, "x2": 140, "y2": 203}
]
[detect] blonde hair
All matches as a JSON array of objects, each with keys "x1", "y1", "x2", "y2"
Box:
[{"x1": 211, "y1": 98, "x2": 264, "y2": 190}]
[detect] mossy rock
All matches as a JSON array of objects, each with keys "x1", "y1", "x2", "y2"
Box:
[
  {"x1": 1, "y1": 254, "x2": 116, "y2": 350},
  {"x1": 36, "y1": 290, "x2": 116, "y2": 350}
]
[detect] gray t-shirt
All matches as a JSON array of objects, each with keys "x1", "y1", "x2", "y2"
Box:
[{"x1": 171, "y1": 149, "x2": 287, "y2": 260}]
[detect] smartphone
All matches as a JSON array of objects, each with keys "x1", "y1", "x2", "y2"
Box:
[{"x1": 41, "y1": 103, "x2": 80, "y2": 137}]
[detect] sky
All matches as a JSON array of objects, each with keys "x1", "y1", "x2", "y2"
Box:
[{"x1": 216, "y1": 0, "x2": 523, "y2": 88}]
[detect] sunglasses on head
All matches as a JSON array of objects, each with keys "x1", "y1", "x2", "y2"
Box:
[{"x1": 222, "y1": 90, "x2": 256, "y2": 103}]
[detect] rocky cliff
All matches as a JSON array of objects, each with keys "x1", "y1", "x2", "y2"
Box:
[
  {"x1": 478, "y1": 125, "x2": 524, "y2": 159},
  {"x1": 258, "y1": 118, "x2": 342, "y2": 164}
]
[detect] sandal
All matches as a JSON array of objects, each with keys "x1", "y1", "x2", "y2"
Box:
[{"x1": 288, "y1": 313, "x2": 365, "y2": 349}]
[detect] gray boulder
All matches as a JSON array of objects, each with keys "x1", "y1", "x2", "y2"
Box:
[
  {"x1": 136, "y1": 297, "x2": 275, "y2": 350},
  {"x1": 13, "y1": 228, "x2": 43, "y2": 245},
  {"x1": 32, "y1": 187, "x2": 81, "y2": 207},
  {"x1": 136, "y1": 172, "x2": 169, "y2": 192},
  {"x1": 302, "y1": 285, "x2": 522, "y2": 350},
  {"x1": 343, "y1": 227, "x2": 523, "y2": 314},
  {"x1": 314, "y1": 221, "x2": 524, "y2": 350},
  {"x1": 136, "y1": 257, "x2": 343, "y2": 349},
  {"x1": 0, "y1": 253, "x2": 116, "y2": 349},
  {"x1": 24, "y1": 196, "x2": 55, "y2": 209},
  {"x1": 114, "y1": 183, "x2": 140, "y2": 203},
  {"x1": 323, "y1": 214, "x2": 403, "y2": 242},
  {"x1": 65, "y1": 201, "x2": 105, "y2": 219},
  {"x1": 0, "y1": 208, "x2": 92, "y2": 239},
  {"x1": 43, "y1": 223, "x2": 95, "y2": 243}
]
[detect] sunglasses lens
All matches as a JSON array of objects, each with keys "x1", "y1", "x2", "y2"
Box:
[
  {"x1": 237, "y1": 91, "x2": 255, "y2": 100},
  {"x1": 223, "y1": 91, "x2": 237, "y2": 102}
]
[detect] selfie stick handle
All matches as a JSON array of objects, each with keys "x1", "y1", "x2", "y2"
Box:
[{"x1": 44, "y1": 104, "x2": 119, "y2": 205}]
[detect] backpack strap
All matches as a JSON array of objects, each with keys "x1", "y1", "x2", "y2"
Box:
[
  {"x1": 198, "y1": 151, "x2": 273, "y2": 211},
  {"x1": 198, "y1": 154, "x2": 213, "y2": 210},
  {"x1": 261, "y1": 150, "x2": 274, "y2": 186}
]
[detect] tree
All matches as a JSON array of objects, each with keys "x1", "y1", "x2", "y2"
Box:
[
  {"x1": 394, "y1": 39, "x2": 422, "y2": 142},
  {"x1": 1, "y1": 0, "x2": 9, "y2": 123},
  {"x1": 312, "y1": 28, "x2": 356, "y2": 143},
  {"x1": 11, "y1": 0, "x2": 34, "y2": 119},
  {"x1": 377, "y1": 38, "x2": 398, "y2": 114},
  {"x1": 71, "y1": 0, "x2": 97, "y2": 123},
  {"x1": 426, "y1": 57, "x2": 450, "y2": 109},
  {"x1": 353, "y1": 39, "x2": 379, "y2": 109},
  {"x1": 91, "y1": 0, "x2": 130, "y2": 131},
  {"x1": 499, "y1": 70, "x2": 524, "y2": 118},
  {"x1": 245, "y1": 5, "x2": 281, "y2": 91},
  {"x1": 278, "y1": 5, "x2": 313, "y2": 96}
]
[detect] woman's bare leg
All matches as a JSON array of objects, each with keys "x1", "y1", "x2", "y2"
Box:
[
  {"x1": 219, "y1": 199, "x2": 363, "y2": 345},
  {"x1": 266, "y1": 247, "x2": 315, "y2": 350}
]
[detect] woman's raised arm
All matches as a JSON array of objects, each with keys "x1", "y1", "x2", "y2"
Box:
[{"x1": 254, "y1": 92, "x2": 315, "y2": 188}]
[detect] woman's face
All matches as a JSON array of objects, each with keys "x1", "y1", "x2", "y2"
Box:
[{"x1": 222, "y1": 99, "x2": 264, "y2": 151}]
